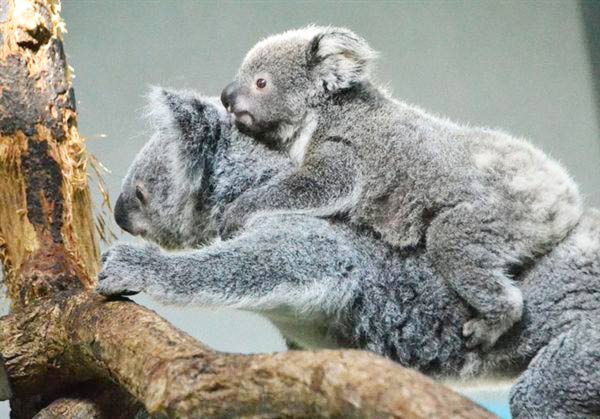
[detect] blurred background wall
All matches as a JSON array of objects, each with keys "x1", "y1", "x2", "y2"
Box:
[{"x1": 0, "y1": 1, "x2": 598, "y2": 417}]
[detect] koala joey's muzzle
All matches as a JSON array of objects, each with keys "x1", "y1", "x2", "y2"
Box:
[
  {"x1": 221, "y1": 82, "x2": 238, "y2": 113},
  {"x1": 221, "y1": 81, "x2": 254, "y2": 129},
  {"x1": 114, "y1": 194, "x2": 134, "y2": 234}
]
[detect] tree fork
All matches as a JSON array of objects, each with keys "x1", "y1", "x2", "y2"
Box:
[{"x1": 0, "y1": 1, "x2": 495, "y2": 418}]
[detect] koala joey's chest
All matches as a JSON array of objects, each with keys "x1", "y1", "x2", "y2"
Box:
[
  {"x1": 288, "y1": 116, "x2": 319, "y2": 165},
  {"x1": 286, "y1": 108, "x2": 354, "y2": 160}
]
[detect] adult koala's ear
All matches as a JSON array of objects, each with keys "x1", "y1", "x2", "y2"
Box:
[
  {"x1": 146, "y1": 87, "x2": 225, "y2": 140},
  {"x1": 145, "y1": 87, "x2": 227, "y2": 177},
  {"x1": 307, "y1": 27, "x2": 378, "y2": 93}
]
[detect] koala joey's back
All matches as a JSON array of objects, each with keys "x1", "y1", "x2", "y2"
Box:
[{"x1": 222, "y1": 26, "x2": 583, "y2": 256}]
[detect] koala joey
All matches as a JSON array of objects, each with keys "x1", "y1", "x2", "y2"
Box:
[
  {"x1": 98, "y1": 89, "x2": 600, "y2": 418},
  {"x1": 219, "y1": 26, "x2": 583, "y2": 351}
]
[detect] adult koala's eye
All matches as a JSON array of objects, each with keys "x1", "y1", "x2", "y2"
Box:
[
  {"x1": 256, "y1": 78, "x2": 267, "y2": 89},
  {"x1": 135, "y1": 185, "x2": 147, "y2": 205}
]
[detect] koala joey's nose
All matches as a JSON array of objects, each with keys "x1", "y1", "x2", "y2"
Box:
[
  {"x1": 114, "y1": 194, "x2": 133, "y2": 234},
  {"x1": 221, "y1": 82, "x2": 238, "y2": 112}
]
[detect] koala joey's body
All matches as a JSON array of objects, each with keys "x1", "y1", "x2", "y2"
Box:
[
  {"x1": 219, "y1": 27, "x2": 583, "y2": 351},
  {"x1": 98, "y1": 90, "x2": 600, "y2": 418}
]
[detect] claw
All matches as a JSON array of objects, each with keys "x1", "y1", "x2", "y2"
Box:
[{"x1": 120, "y1": 290, "x2": 140, "y2": 296}]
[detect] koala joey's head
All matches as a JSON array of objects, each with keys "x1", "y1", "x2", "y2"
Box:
[
  {"x1": 221, "y1": 26, "x2": 377, "y2": 150},
  {"x1": 114, "y1": 88, "x2": 227, "y2": 249}
]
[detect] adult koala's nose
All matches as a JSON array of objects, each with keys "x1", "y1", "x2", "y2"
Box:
[
  {"x1": 114, "y1": 194, "x2": 133, "y2": 234},
  {"x1": 221, "y1": 81, "x2": 238, "y2": 112}
]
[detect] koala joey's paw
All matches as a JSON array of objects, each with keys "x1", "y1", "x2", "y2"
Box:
[
  {"x1": 459, "y1": 352, "x2": 483, "y2": 378},
  {"x1": 96, "y1": 243, "x2": 157, "y2": 297},
  {"x1": 463, "y1": 317, "x2": 508, "y2": 352}
]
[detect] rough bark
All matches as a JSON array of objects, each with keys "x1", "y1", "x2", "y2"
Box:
[
  {"x1": 0, "y1": 0, "x2": 495, "y2": 418},
  {"x1": 0, "y1": 293, "x2": 493, "y2": 418},
  {"x1": 0, "y1": 0, "x2": 98, "y2": 307},
  {"x1": 32, "y1": 383, "x2": 142, "y2": 419},
  {"x1": 0, "y1": 0, "x2": 138, "y2": 416}
]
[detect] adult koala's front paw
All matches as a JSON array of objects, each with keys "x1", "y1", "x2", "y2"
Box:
[{"x1": 97, "y1": 243, "x2": 158, "y2": 296}]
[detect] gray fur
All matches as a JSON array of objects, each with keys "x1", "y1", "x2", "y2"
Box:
[
  {"x1": 111, "y1": 88, "x2": 285, "y2": 249},
  {"x1": 219, "y1": 26, "x2": 583, "y2": 351},
  {"x1": 98, "y1": 90, "x2": 600, "y2": 418}
]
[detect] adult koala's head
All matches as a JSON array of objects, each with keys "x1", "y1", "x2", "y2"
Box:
[
  {"x1": 113, "y1": 88, "x2": 228, "y2": 249},
  {"x1": 220, "y1": 26, "x2": 377, "y2": 150}
]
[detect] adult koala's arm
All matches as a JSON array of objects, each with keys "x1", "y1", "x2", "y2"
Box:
[
  {"x1": 98, "y1": 214, "x2": 362, "y2": 318},
  {"x1": 220, "y1": 139, "x2": 357, "y2": 239}
]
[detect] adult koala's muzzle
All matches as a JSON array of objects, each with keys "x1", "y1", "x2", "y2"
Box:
[{"x1": 113, "y1": 194, "x2": 134, "y2": 234}]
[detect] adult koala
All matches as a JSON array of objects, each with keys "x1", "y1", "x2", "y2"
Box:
[
  {"x1": 219, "y1": 27, "x2": 583, "y2": 351},
  {"x1": 98, "y1": 88, "x2": 600, "y2": 418}
]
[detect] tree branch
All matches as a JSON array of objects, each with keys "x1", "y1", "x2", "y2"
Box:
[{"x1": 0, "y1": 293, "x2": 493, "y2": 418}]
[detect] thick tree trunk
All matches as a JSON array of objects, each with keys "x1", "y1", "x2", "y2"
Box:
[
  {"x1": 0, "y1": 1, "x2": 495, "y2": 418},
  {"x1": 0, "y1": 0, "x2": 137, "y2": 416},
  {"x1": 0, "y1": 0, "x2": 98, "y2": 306}
]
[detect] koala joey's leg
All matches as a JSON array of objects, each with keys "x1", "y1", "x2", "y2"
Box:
[
  {"x1": 426, "y1": 202, "x2": 524, "y2": 351},
  {"x1": 98, "y1": 214, "x2": 362, "y2": 318},
  {"x1": 510, "y1": 319, "x2": 600, "y2": 418},
  {"x1": 220, "y1": 140, "x2": 356, "y2": 239}
]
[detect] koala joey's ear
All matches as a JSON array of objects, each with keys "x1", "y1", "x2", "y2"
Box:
[{"x1": 307, "y1": 27, "x2": 378, "y2": 93}]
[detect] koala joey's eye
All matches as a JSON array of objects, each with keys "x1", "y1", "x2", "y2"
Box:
[
  {"x1": 256, "y1": 78, "x2": 267, "y2": 89},
  {"x1": 135, "y1": 185, "x2": 147, "y2": 205}
]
